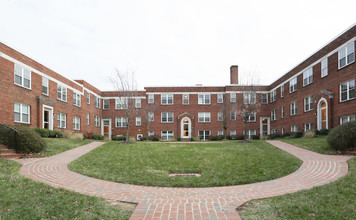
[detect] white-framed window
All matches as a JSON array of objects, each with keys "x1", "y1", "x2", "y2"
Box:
[
  {"x1": 217, "y1": 94, "x2": 224, "y2": 103},
  {"x1": 136, "y1": 117, "x2": 141, "y2": 126},
  {"x1": 271, "y1": 109, "x2": 277, "y2": 121},
  {"x1": 282, "y1": 127, "x2": 285, "y2": 134},
  {"x1": 198, "y1": 94, "x2": 211, "y2": 105},
  {"x1": 182, "y1": 94, "x2": 189, "y2": 105},
  {"x1": 270, "y1": 90, "x2": 277, "y2": 102},
  {"x1": 14, "y1": 102, "x2": 30, "y2": 124},
  {"x1": 291, "y1": 125, "x2": 298, "y2": 132},
  {"x1": 290, "y1": 101, "x2": 297, "y2": 116},
  {"x1": 42, "y1": 77, "x2": 49, "y2": 95},
  {"x1": 304, "y1": 122, "x2": 313, "y2": 131},
  {"x1": 290, "y1": 77, "x2": 297, "y2": 93},
  {"x1": 148, "y1": 131, "x2": 154, "y2": 136},
  {"x1": 148, "y1": 94, "x2": 154, "y2": 104},
  {"x1": 304, "y1": 96, "x2": 313, "y2": 112},
  {"x1": 230, "y1": 93, "x2": 236, "y2": 103},
  {"x1": 261, "y1": 93, "x2": 268, "y2": 104},
  {"x1": 148, "y1": 112, "x2": 154, "y2": 122},
  {"x1": 303, "y1": 68, "x2": 313, "y2": 86},
  {"x1": 161, "y1": 130, "x2": 173, "y2": 141},
  {"x1": 73, "y1": 93, "x2": 81, "y2": 107},
  {"x1": 94, "y1": 96, "x2": 100, "y2": 108},
  {"x1": 161, "y1": 112, "x2": 174, "y2": 123},
  {"x1": 280, "y1": 84, "x2": 284, "y2": 98},
  {"x1": 116, "y1": 117, "x2": 128, "y2": 127},
  {"x1": 217, "y1": 112, "x2": 223, "y2": 121},
  {"x1": 57, "y1": 112, "x2": 66, "y2": 129},
  {"x1": 87, "y1": 92, "x2": 90, "y2": 104},
  {"x1": 103, "y1": 100, "x2": 110, "y2": 110},
  {"x1": 271, "y1": 129, "x2": 277, "y2": 134},
  {"x1": 199, "y1": 130, "x2": 210, "y2": 140},
  {"x1": 57, "y1": 85, "x2": 67, "y2": 102},
  {"x1": 340, "y1": 79, "x2": 355, "y2": 102},
  {"x1": 340, "y1": 115, "x2": 356, "y2": 125},
  {"x1": 161, "y1": 94, "x2": 173, "y2": 105},
  {"x1": 230, "y1": 111, "x2": 236, "y2": 121},
  {"x1": 14, "y1": 64, "x2": 31, "y2": 89},
  {"x1": 243, "y1": 92, "x2": 256, "y2": 104},
  {"x1": 230, "y1": 130, "x2": 236, "y2": 137},
  {"x1": 94, "y1": 115, "x2": 100, "y2": 127},
  {"x1": 198, "y1": 112, "x2": 211, "y2": 122},
  {"x1": 321, "y1": 58, "x2": 328, "y2": 78},
  {"x1": 137, "y1": 134, "x2": 143, "y2": 140},
  {"x1": 115, "y1": 97, "x2": 128, "y2": 109},
  {"x1": 218, "y1": 130, "x2": 224, "y2": 136},
  {"x1": 73, "y1": 116, "x2": 80, "y2": 130},
  {"x1": 245, "y1": 130, "x2": 256, "y2": 139},
  {"x1": 281, "y1": 106, "x2": 285, "y2": 118},
  {"x1": 86, "y1": 113, "x2": 90, "y2": 125},
  {"x1": 135, "y1": 99, "x2": 141, "y2": 108},
  {"x1": 338, "y1": 42, "x2": 355, "y2": 69},
  {"x1": 244, "y1": 112, "x2": 256, "y2": 122}
]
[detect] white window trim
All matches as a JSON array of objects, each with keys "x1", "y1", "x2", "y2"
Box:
[
  {"x1": 217, "y1": 112, "x2": 223, "y2": 121},
  {"x1": 149, "y1": 112, "x2": 154, "y2": 122},
  {"x1": 290, "y1": 101, "x2": 297, "y2": 116},
  {"x1": 281, "y1": 106, "x2": 285, "y2": 119},
  {"x1": 303, "y1": 68, "x2": 313, "y2": 87},
  {"x1": 182, "y1": 94, "x2": 189, "y2": 105},
  {"x1": 87, "y1": 92, "x2": 90, "y2": 104},
  {"x1": 161, "y1": 94, "x2": 174, "y2": 105},
  {"x1": 289, "y1": 77, "x2": 297, "y2": 93},
  {"x1": 94, "y1": 115, "x2": 100, "y2": 127},
  {"x1": 304, "y1": 95, "x2": 313, "y2": 112},
  {"x1": 217, "y1": 94, "x2": 224, "y2": 103},
  {"x1": 230, "y1": 93, "x2": 236, "y2": 103},
  {"x1": 14, "y1": 63, "x2": 31, "y2": 89},
  {"x1": 42, "y1": 77, "x2": 49, "y2": 96},
  {"x1": 115, "y1": 117, "x2": 128, "y2": 128},
  {"x1": 73, "y1": 116, "x2": 80, "y2": 130},
  {"x1": 321, "y1": 58, "x2": 328, "y2": 78},
  {"x1": 198, "y1": 112, "x2": 211, "y2": 123},
  {"x1": 339, "y1": 79, "x2": 355, "y2": 102},
  {"x1": 135, "y1": 99, "x2": 141, "y2": 108},
  {"x1": 161, "y1": 130, "x2": 174, "y2": 141},
  {"x1": 103, "y1": 99, "x2": 110, "y2": 110},
  {"x1": 270, "y1": 90, "x2": 276, "y2": 103},
  {"x1": 148, "y1": 94, "x2": 154, "y2": 104},
  {"x1": 57, "y1": 112, "x2": 66, "y2": 129},
  {"x1": 136, "y1": 117, "x2": 141, "y2": 126},
  {"x1": 198, "y1": 94, "x2": 211, "y2": 105},
  {"x1": 57, "y1": 84, "x2": 67, "y2": 102},
  {"x1": 199, "y1": 130, "x2": 211, "y2": 140},
  {"x1": 86, "y1": 113, "x2": 90, "y2": 125},
  {"x1": 338, "y1": 41, "x2": 355, "y2": 69},
  {"x1": 340, "y1": 115, "x2": 356, "y2": 125},
  {"x1": 14, "y1": 102, "x2": 30, "y2": 124},
  {"x1": 261, "y1": 93, "x2": 268, "y2": 104},
  {"x1": 73, "y1": 92, "x2": 81, "y2": 107},
  {"x1": 280, "y1": 85, "x2": 284, "y2": 98},
  {"x1": 161, "y1": 112, "x2": 174, "y2": 123}
]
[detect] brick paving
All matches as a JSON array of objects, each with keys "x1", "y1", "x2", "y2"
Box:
[{"x1": 14, "y1": 141, "x2": 352, "y2": 220}]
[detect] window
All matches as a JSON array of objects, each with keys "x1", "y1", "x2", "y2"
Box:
[
  {"x1": 244, "y1": 112, "x2": 256, "y2": 122},
  {"x1": 290, "y1": 101, "x2": 297, "y2": 116},
  {"x1": 87, "y1": 92, "x2": 90, "y2": 104},
  {"x1": 271, "y1": 129, "x2": 277, "y2": 134},
  {"x1": 230, "y1": 93, "x2": 236, "y2": 102},
  {"x1": 245, "y1": 130, "x2": 256, "y2": 139},
  {"x1": 136, "y1": 117, "x2": 141, "y2": 126},
  {"x1": 270, "y1": 90, "x2": 277, "y2": 102},
  {"x1": 14, "y1": 64, "x2": 31, "y2": 89},
  {"x1": 161, "y1": 131, "x2": 173, "y2": 141},
  {"x1": 115, "y1": 97, "x2": 128, "y2": 109},
  {"x1": 303, "y1": 68, "x2": 313, "y2": 86},
  {"x1": 244, "y1": 92, "x2": 256, "y2": 104},
  {"x1": 161, "y1": 94, "x2": 173, "y2": 105},
  {"x1": 304, "y1": 122, "x2": 313, "y2": 131},
  {"x1": 291, "y1": 125, "x2": 298, "y2": 132},
  {"x1": 271, "y1": 109, "x2": 277, "y2": 121},
  {"x1": 198, "y1": 94, "x2": 211, "y2": 105},
  {"x1": 57, "y1": 113, "x2": 66, "y2": 128},
  {"x1": 103, "y1": 100, "x2": 110, "y2": 110},
  {"x1": 57, "y1": 85, "x2": 67, "y2": 102},
  {"x1": 282, "y1": 127, "x2": 285, "y2": 134},
  {"x1": 135, "y1": 99, "x2": 141, "y2": 108},
  {"x1": 73, "y1": 116, "x2": 80, "y2": 130},
  {"x1": 42, "y1": 77, "x2": 49, "y2": 95},
  {"x1": 14, "y1": 103, "x2": 30, "y2": 123},
  {"x1": 94, "y1": 115, "x2": 100, "y2": 127},
  {"x1": 281, "y1": 106, "x2": 285, "y2": 118},
  {"x1": 230, "y1": 130, "x2": 236, "y2": 137},
  {"x1": 116, "y1": 117, "x2": 128, "y2": 127},
  {"x1": 217, "y1": 112, "x2": 223, "y2": 121},
  {"x1": 304, "y1": 96, "x2": 313, "y2": 112},
  {"x1": 161, "y1": 112, "x2": 174, "y2": 123},
  {"x1": 86, "y1": 113, "x2": 90, "y2": 125},
  {"x1": 230, "y1": 111, "x2": 236, "y2": 121},
  {"x1": 340, "y1": 115, "x2": 356, "y2": 125},
  {"x1": 217, "y1": 94, "x2": 224, "y2": 103},
  {"x1": 73, "y1": 93, "x2": 81, "y2": 107},
  {"x1": 218, "y1": 130, "x2": 224, "y2": 136},
  {"x1": 198, "y1": 112, "x2": 211, "y2": 122},
  {"x1": 199, "y1": 130, "x2": 210, "y2": 140},
  {"x1": 340, "y1": 79, "x2": 355, "y2": 102},
  {"x1": 261, "y1": 93, "x2": 268, "y2": 104},
  {"x1": 148, "y1": 94, "x2": 154, "y2": 104},
  {"x1": 94, "y1": 96, "x2": 100, "y2": 108},
  {"x1": 338, "y1": 42, "x2": 355, "y2": 69},
  {"x1": 321, "y1": 58, "x2": 328, "y2": 77},
  {"x1": 182, "y1": 94, "x2": 189, "y2": 105},
  {"x1": 280, "y1": 84, "x2": 284, "y2": 98},
  {"x1": 148, "y1": 131, "x2": 154, "y2": 136},
  {"x1": 290, "y1": 77, "x2": 297, "y2": 93},
  {"x1": 148, "y1": 112, "x2": 154, "y2": 122}
]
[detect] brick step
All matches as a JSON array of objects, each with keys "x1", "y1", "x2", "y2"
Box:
[
  {"x1": 181, "y1": 138, "x2": 191, "y2": 142},
  {"x1": 0, "y1": 146, "x2": 23, "y2": 159}
]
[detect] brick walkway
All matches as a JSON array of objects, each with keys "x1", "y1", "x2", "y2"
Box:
[{"x1": 15, "y1": 141, "x2": 352, "y2": 220}]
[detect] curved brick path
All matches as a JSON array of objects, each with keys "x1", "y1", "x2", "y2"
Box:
[{"x1": 15, "y1": 141, "x2": 352, "y2": 220}]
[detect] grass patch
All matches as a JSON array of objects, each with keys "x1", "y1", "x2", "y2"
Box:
[
  {"x1": 69, "y1": 140, "x2": 301, "y2": 187},
  {"x1": 281, "y1": 137, "x2": 337, "y2": 155},
  {"x1": 0, "y1": 159, "x2": 132, "y2": 219},
  {"x1": 239, "y1": 157, "x2": 356, "y2": 219}
]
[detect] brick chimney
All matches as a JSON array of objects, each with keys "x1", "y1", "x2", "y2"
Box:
[{"x1": 230, "y1": 65, "x2": 238, "y2": 84}]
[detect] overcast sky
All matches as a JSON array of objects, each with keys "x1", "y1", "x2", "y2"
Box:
[{"x1": 1, "y1": 0, "x2": 356, "y2": 90}]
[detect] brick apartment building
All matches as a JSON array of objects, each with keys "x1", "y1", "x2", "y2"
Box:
[{"x1": 0, "y1": 24, "x2": 355, "y2": 140}]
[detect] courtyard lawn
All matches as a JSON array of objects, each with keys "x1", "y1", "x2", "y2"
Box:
[
  {"x1": 0, "y1": 159, "x2": 132, "y2": 219},
  {"x1": 281, "y1": 136, "x2": 337, "y2": 155},
  {"x1": 69, "y1": 140, "x2": 301, "y2": 187},
  {"x1": 33, "y1": 138, "x2": 94, "y2": 157}
]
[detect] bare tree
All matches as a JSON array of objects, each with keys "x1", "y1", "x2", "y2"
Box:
[
  {"x1": 141, "y1": 101, "x2": 156, "y2": 136},
  {"x1": 219, "y1": 94, "x2": 237, "y2": 139},
  {"x1": 111, "y1": 69, "x2": 138, "y2": 143}
]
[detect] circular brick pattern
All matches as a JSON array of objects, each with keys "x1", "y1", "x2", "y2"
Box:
[{"x1": 15, "y1": 141, "x2": 352, "y2": 220}]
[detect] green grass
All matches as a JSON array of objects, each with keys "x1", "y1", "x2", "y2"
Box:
[
  {"x1": 239, "y1": 157, "x2": 356, "y2": 219},
  {"x1": 33, "y1": 138, "x2": 93, "y2": 157},
  {"x1": 69, "y1": 140, "x2": 301, "y2": 187},
  {"x1": 0, "y1": 159, "x2": 132, "y2": 219},
  {"x1": 281, "y1": 137, "x2": 338, "y2": 154}
]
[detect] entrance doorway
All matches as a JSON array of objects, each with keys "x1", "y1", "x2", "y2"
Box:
[
  {"x1": 317, "y1": 98, "x2": 328, "y2": 130},
  {"x1": 260, "y1": 117, "x2": 270, "y2": 138},
  {"x1": 42, "y1": 105, "x2": 53, "y2": 130},
  {"x1": 101, "y1": 119, "x2": 112, "y2": 140},
  {"x1": 181, "y1": 117, "x2": 191, "y2": 138}
]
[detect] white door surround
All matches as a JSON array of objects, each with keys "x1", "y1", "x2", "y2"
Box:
[
  {"x1": 181, "y1": 117, "x2": 191, "y2": 138},
  {"x1": 101, "y1": 118, "x2": 112, "y2": 140},
  {"x1": 42, "y1": 105, "x2": 53, "y2": 130},
  {"x1": 317, "y1": 98, "x2": 328, "y2": 130},
  {"x1": 260, "y1": 117, "x2": 270, "y2": 138}
]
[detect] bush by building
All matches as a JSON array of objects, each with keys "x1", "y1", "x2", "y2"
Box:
[
  {"x1": 92, "y1": 134, "x2": 105, "y2": 140},
  {"x1": 327, "y1": 121, "x2": 356, "y2": 151}
]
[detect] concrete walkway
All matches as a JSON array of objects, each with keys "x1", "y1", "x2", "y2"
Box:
[{"x1": 15, "y1": 141, "x2": 352, "y2": 220}]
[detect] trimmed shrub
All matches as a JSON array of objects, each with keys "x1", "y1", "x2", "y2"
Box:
[
  {"x1": 282, "y1": 132, "x2": 291, "y2": 138},
  {"x1": 211, "y1": 136, "x2": 220, "y2": 141},
  {"x1": 327, "y1": 121, "x2": 356, "y2": 151},
  {"x1": 268, "y1": 133, "x2": 282, "y2": 139},
  {"x1": 49, "y1": 130, "x2": 63, "y2": 138},
  {"x1": 251, "y1": 135, "x2": 260, "y2": 140},
  {"x1": 191, "y1": 136, "x2": 200, "y2": 141},
  {"x1": 150, "y1": 136, "x2": 160, "y2": 141},
  {"x1": 112, "y1": 136, "x2": 126, "y2": 141},
  {"x1": 316, "y1": 129, "x2": 330, "y2": 136},
  {"x1": 139, "y1": 136, "x2": 148, "y2": 141},
  {"x1": 294, "y1": 131, "x2": 304, "y2": 138},
  {"x1": 92, "y1": 134, "x2": 104, "y2": 140},
  {"x1": 175, "y1": 136, "x2": 182, "y2": 142},
  {"x1": 225, "y1": 135, "x2": 232, "y2": 140},
  {"x1": 303, "y1": 130, "x2": 315, "y2": 138},
  {"x1": 236, "y1": 135, "x2": 245, "y2": 140},
  {"x1": 33, "y1": 127, "x2": 50, "y2": 138}
]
